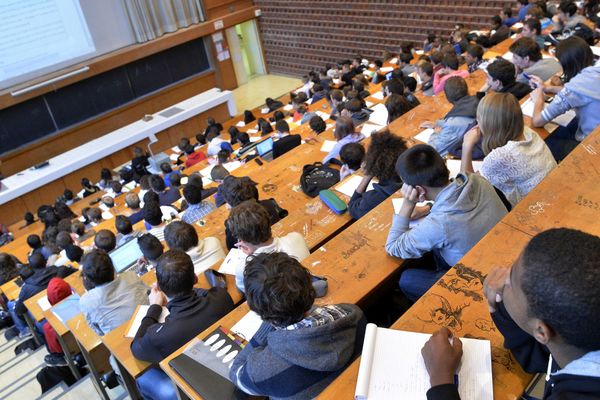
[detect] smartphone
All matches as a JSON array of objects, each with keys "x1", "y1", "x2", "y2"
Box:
[
  {"x1": 254, "y1": 158, "x2": 264, "y2": 166},
  {"x1": 522, "y1": 72, "x2": 537, "y2": 88}
]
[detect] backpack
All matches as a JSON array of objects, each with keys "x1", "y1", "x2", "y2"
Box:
[{"x1": 300, "y1": 162, "x2": 340, "y2": 198}]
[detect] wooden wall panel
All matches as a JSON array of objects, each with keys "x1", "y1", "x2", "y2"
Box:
[
  {"x1": 253, "y1": 0, "x2": 514, "y2": 76},
  {"x1": 204, "y1": 0, "x2": 255, "y2": 20}
]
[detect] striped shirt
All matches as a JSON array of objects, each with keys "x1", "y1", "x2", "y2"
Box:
[{"x1": 181, "y1": 201, "x2": 216, "y2": 224}]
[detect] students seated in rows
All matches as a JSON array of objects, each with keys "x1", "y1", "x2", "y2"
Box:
[
  {"x1": 80, "y1": 178, "x2": 101, "y2": 198},
  {"x1": 424, "y1": 77, "x2": 482, "y2": 158},
  {"x1": 328, "y1": 89, "x2": 345, "y2": 120},
  {"x1": 149, "y1": 174, "x2": 180, "y2": 207},
  {"x1": 340, "y1": 62, "x2": 357, "y2": 87},
  {"x1": 339, "y1": 142, "x2": 365, "y2": 181},
  {"x1": 478, "y1": 15, "x2": 511, "y2": 48},
  {"x1": 348, "y1": 130, "x2": 407, "y2": 219},
  {"x1": 164, "y1": 220, "x2": 225, "y2": 274},
  {"x1": 230, "y1": 252, "x2": 366, "y2": 399},
  {"x1": 273, "y1": 120, "x2": 301, "y2": 159},
  {"x1": 79, "y1": 249, "x2": 148, "y2": 336},
  {"x1": 530, "y1": 36, "x2": 600, "y2": 161},
  {"x1": 386, "y1": 94, "x2": 414, "y2": 124},
  {"x1": 225, "y1": 201, "x2": 310, "y2": 292},
  {"x1": 9, "y1": 253, "x2": 76, "y2": 338},
  {"x1": 462, "y1": 92, "x2": 556, "y2": 207},
  {"x1": 98, "y1": 168, "x2": 115, "y2": 191},
  {"x1": 131, "y1": 249, "x2": 235, "y2": 400},
  {"x1": 27, "y1": 233, "x2": 55, "y2": 260},
  {"x1": 311, "y1": 83, "x2": 327, "y2": 103},
  {"x1": 309, "y1": 115, "x2": 327, "y2": 135},
  {"x1": 417, "y1": 61, "x2": 435, "y2": 96},
  {"x1": 464, "y1": 44, "x2": 485, "y2": 74},
  {"x1": 297, "y1": 104, "x2": 316, "y2": 125},
  {"x1": 183, "y1": 143, "x2": 206, "y2": 168},
  {"x1": 501, "y1": 6, "x2": 518, "y2": 26},
  {"x1": 424, "y1": 228, "x2": 600, "y2": 400},
  {"x1": 323, "y1": 117, "x2": 365, "y2": 165},
  {"x1": 265, "y1": 97, "x2": 284, "y2": 113},
  {"x1": 521, "y1": 18, "x2": 547, "y2": 49},
  {"x1": 386, "y1": 145, "x2": 507, "y2": 301},
  {"x1": 480, "y1": 58, "x2": 532, "y2": 100},
  {"x1": 115, "y1": 215, "x2": 139, "y2": 247},
  {"x1": 179, "y1": 183, "x2": 214, "y2": 225},
  {"x1": 433, "y1": 53, "x2": 469, "y2": 95},
  {"x1": 510, "y1": 37, "x2": 562, "y2": 84},
  {"x1": 143, "y1": 194, "x2": 168, "y2": 242},
  {"x1": 553, "y1": 0, "x2": 588, "y2": 32},
  {"x1": 131, "y1": 147, "x2": 150, "y2": 181}
]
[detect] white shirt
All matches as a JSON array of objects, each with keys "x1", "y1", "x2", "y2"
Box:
[
  {"x1": 207, "y1": 137, "x2": 227, "y2": 157},
  {"x1": 186, "y1": 238, "x2": 226, "y2": 274},
  {"x1": 480, "y1": 127, "x2": 556, "y2": 206}
]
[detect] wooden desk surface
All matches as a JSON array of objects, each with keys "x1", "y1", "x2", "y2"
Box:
[
  {"x1": 67, "y1": 313, "x2": 114, "y2": 375},
  {"x1": 319, "y1": 222, "x2": 533, "y2": 400},
  {"x1": 1, "y1": 277, "x2": 21, "y2": 301},
  {"x1": 102, "y1": 320, "x2": 148, "y2": 379}
]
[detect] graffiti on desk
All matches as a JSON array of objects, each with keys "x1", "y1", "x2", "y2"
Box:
[
  {"x1": 583, "y1": 143, "x2": 597, "y2": 155},
  {"x1": 341, "y1": 231, "x2": 372, "y2": 259},
  {"x1": 492, "y1": 347, "x2": 518, "y2": 373},
  {"x1": 363, "y1": 213, "x2": 389, "y2": 232},
  {"x1": 528, "y1": 201, "x2": 550, "y2": 216},
  {"x1": 261, "y1": 183, "x2": 277, "y2": 193},
  {"x1": 317, "y1": 213, "x2": 336, "y2": 227},
  {"x1": 418, "y1": 293, "x2": 469, "y2": 331},
  {"x1": 474, "y1": 318, "x2": 496, "y2": 333},
  {"x1": 305, "y1": 202, "x2": 322, "y2": 215},
  {"x1": 436, "y1": 263, "x2": 486, "y2": 301},
  {"x1": 575, "y1": 195, "x2": 599, "y2": 211}
]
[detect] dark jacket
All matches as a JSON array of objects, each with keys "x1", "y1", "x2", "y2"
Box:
[
  {"x1": 15, "y1": 265, "x2": 76, "y2": 315},
  {"x1": 225, "y1": 199, "x2": 288, "y2": 250},
  {"x1": 311, "y1": 91, "x2": 328, "y2": 104},
  {"x1": 158, "y1": 188, "x2": 181, "y2": 207},
  {"x1": 128, "y1": 209, "x2": 145, "y2": 225},
  {"x1": 130, "y1": 288, "x2": 235, "y2": 363},
  {"x1": 500, "y1": 81, "x2": 532, "y2": 101},
  {"x1": 427, "y1": 302, "x2": 600, "y2": 400},
  {"x1": 348, "y1": 181, "x2": 402, "y2": 219},
  {"x1": 489, "y1": 25, "x2": 511, "y2": 46},
  {"x1": 273, "y1": 135, "x2": 302, "y2": 159},
  {"x1": 350, "y1": 109, "x2": 372, "y2": 126},
  {"x1": 131, "y1": 155, "x2": 150, "y2": 179}
]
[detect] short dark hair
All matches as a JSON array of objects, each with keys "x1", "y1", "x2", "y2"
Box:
[
  {"x1": 275, "y1": 119, "x2": 289, "y2": 133},
  {"x1": 29, "y1": 252, "x2": 46, "y2": 269},
  {"x1": 559, "y1": 0, "x2": 578, "y2": 16},
  {"x1": 71, "y1": 221, "x2": 85, "y2": 236},
  {"x1": 65, "y1": 244, "x2": 84, "y2": 263},
  {"x1": 444, "y1": 76, "x2": 469, "y2": 103},
  {"x1": 345, "y1": 98, "x2": 362, "y2": 113},
  {"x1": 502, "y1": 6, "x2": 512, "y2": 17},
  {"x1": 149, "y1": 174, "x2": 166, "y2": 193},
  {"x1": 143, "y1": 197, "x2": 163, "y2": 226},
  {"x1": 164, "y1": 221, "x2": 199, "y2": 251},
  {"x1": 81, "y1": 249, "x2": 115, "y2": 288},
  {"x1": 556, "y1": 36, "x2": 595, "y2": 82},
  {"x1": 403, "y1": 76, "x2": 417, "y2": 92},
  {"x1": 63, "y1": 189, "x2": 74, "y2": 200},
  {"x1": 137, "y1": 233, "x2": 164, "y2": 261},
  {"x1": 520, "y1": 228, "x2": 600, "y2": 351},
  {"x1": 524, "y1": 18, "x2": 542, "y2": 35},
  {"x1": 334, "y1": 117, "x2": 355, "y2": 141},
  {"x1": 491, "y1": 15, "x2": 502, "y2": 27},
  {"x1": 156, "y1": 250, "x2": 195, "y2": 298},
  {"x1": 386, "y1": 94, "x2": 413, "y2": 123},
  {"x1": 309, "y1": 116, "x2": 327, "y2": 134},
  {"x1": 94, "y1": 229, "x2": 116, "y2": 252},
  {"x1": 186, "y1": 174, "x2": 204, "y2": 190},
  {"x1": 487, "y1": 59, "x2": 517, "y2": 87},
  {"x1": 226, "y1": 201, "x2": 272, "y2": 245},
  {"x1": 183, "y1": 184, "x2": 203, "y2": 206},
  {"x1": 365, "y1": 130, "x2": 407, "y2": 182},
  {"x1": 160, "y1": 162, "x2": 172, "y2": 174},
  {"x1": 430, "y1": 50, "x2": 443, "y2": 65},
  {"x1": 237, "y1": 132, "x2": 250, "y2": 145},
  {"x1": 441, "y1": 53, "x2": 459, "y2": 70},
  {"x1": 115, "y1": 215, "x2": 133, "y2": 235},
  {"x1": 110, "y1": 181, "x2": 122, "y2": 194},
  {"x1": 27, "y1": 234, "x2": 42, "y2": 249},
  {"x1": 56, "y1": 231, "x2": 72, "y2": 249},
  {"x1": 220, "y1": 176, "x2": 259, "y2": 207},
  {"x1": 418, "y1": 61, "x2": 434, "y2": 77},
  {"x1": 510, "y1": 37, "x2": 542, "y2": 62},
  {"x1": 399, "y1": 52, "x2": 412, "y2": 65},
  {"x1": 88, "y1": 207, "x2": 102, "y2": 222},
  {"x1": 466, "y1": 44, "x2": 484, "y2": 61},
  {"x1": 340, "y1": 142, "x2": 365, "y2": 171},
  {"x1": 396, "y1": 144, "x2": 450, "y2": 187},
  {"x1": 217, "y1": 149, "x2": 231, "y2": 164},
  {"x1": 211, "y1": 165, "x2": 229, "y2": 181},
  {"x1": 386, "y1": 78, "x2": 405, "y2": 95},
  {"x1": 244, "y1": 252, "x2": 315, "y2": 327}
]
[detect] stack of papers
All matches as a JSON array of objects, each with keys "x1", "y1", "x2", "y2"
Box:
[
  {"x1": 335, "y1": 175, "x2": 376, "y2": 197},
  {"x1": 170, "y1": 145, "x2": 182, "y2": 154},
  {"x1": 380, "y1": 66, "x2": 394, "y2": 73},
  {"x1": 389, "y1": 57, "x2": 398, "y2": 64}
]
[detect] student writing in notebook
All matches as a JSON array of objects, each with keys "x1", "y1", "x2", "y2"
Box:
[
  {"x1": 423, "y1": 228, "x2": 600, "y2": 399},
  {"x1": 229, "y1": 252, "x2": 366, "y2": 399},
  {"x1": 131, "y1": 250, "x2": 234, "y2": 400}
]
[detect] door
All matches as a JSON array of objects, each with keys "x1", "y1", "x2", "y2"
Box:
[{"x1": 225, "y1": 20, "x2": 266, "y2": 85}]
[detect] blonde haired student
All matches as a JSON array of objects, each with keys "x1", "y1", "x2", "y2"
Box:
[{"x1": 461, "y1": 92, "x2": 556, "y2": 207}]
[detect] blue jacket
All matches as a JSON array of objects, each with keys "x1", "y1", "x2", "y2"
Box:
[
  {"x1": 348, "y1": 181, "x2": 402, "y2": 219},
  {"x1": 429, "y1": 96, "x2": 479, "y2": 157}
]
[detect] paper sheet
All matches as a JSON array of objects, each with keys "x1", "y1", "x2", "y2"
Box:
[
  {"x1": 223, "y1": 160, "x2": 242, "y2": 173},
  {"x1": 355, "y1": 324, "x2": 493, "y2": 400},
  {"x1": 389, "y1": 57, "x2": 398, "y2": 64},
  {"x1": 446, "y1": 159, "x2": 483, "y2": 178},
  {"x1": 361, "y1": 123, "x2": 384, "y2": 137},
  {"x1": 365, "y1": 101, "x2": 374, "y2": 108},
  {"x1": 246, "y1": 129, "x2": 258, "y2": 134},
  {"x1": 591, "y1": 46, "x2": 600, "y2": 57},
  {"x1": 236, "y1": 120, "x2": 245, "y2": 127},
  {"x1": 371, "y1": 91, "x2": 385, "y2": 100},
  {"x1": 414, "y1": 128, "x2": 434, "y2": 144},
  {"x1": 37, "y1": 296, "x2": 52, "y2": 312},
  {"x1": 283, "y1": 104, "x2": 293, "y2": 111},
  {"x1": 260, "y1": 107, "x2": 269, "y2": 114},
  {"x1": 249, "y1": 136, "x2": 262, "y2": 143},
  {"x1": 320, "y1": 140, "x2": 337, "y2": 153},
  {"x1": 315, "y1": 111, "x2": 330, "y2": 120},
  {"x1": 101, "y1": 211, "x2": 114, "y2": 220},
  {"x1": 170, "y1": 145, "x2": 182, "y2": 154},
  {"x1": 335, "y1": 175, "x2": 376, "y2": 197},
  {"x1": 199, "y1": 164, "x2": 215, "y2": 178},
  {"x1": 521, "y1": 98, "x2": 576, "y2": 127},
  {"x1": 380, "y1": 66, "x2": 394, "y2": 73},
  {"x1": 218, "y1": 248, "x2": 248, "y2": 275},
  {"x1": 368, "y1": 103, "x2": 389, "y2": 126},
  {"x1": 126, "y1": 305, "x2": 169, "y2": 338},
  {"x1": 230, "y1": 311, "x2": 264, "y2": 342},
  {"x1": 415, "y1": 50, "x2": 424, "y2": 55}
]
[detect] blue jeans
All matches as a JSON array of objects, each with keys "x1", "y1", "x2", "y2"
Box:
[
  {"x1": 545, "y1": 117, "x2": 580, "y2": 162},
  {"x1": 399, "y1": 268, "x2": 447, "y2": 303},
  {"x1": 136, "y1": 367, "x2": 177, "y2": 400},
  {"x1": 7, "y1": 300, "x2": 29, "y2": 335}
]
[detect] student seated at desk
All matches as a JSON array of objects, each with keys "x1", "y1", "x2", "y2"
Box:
[
  {"x1": 462, "y1": 93, "x2": 556, "y2": 207},
  {"x1": 520, "y1": 18, "x2": 547, "y2": 49},
  {"x1": 115, "y1": 215, "x2": 141, "y2": 247},
  {"x1": 206, "y1": 127, "x2": 234, "y2": 157},
  {"x1": 220, "y1": 176, "x2": 288, "y2": 250},
  {"x1": 159, "y1": 163, "x2": 180, "y2": 189},
  {"x1": 483, "y1": 59, "x2": 533, "y2": 100},
  {"x1": 510, "y1": 37, "x2": 563, "y2": 84},
  {"x1": 133, "y1": 233, "x2": 164, "y2": 275},
  {"x1": 273, "y1": 120, "x2": 302, "y2": 159},
  {"x1": 98, "y1": 168, "x2": 116, "y2": 191},
  {"x1": 297, "y1": 104, "x2": 317, "y2": 125},
  {"x1": 266, "y1": 97, "x2": 284, "y2": 112},
  {"x1": 230, "y1": 252, "x2": 366, "y2": 399},
  {"x1": 433, "y1": 53, "x2": 469, "y2": 95},
  {"x1": 385, "y1": 145, "x2": 507, "y2": 302},
  {"x1": 149, "y1": 174, "x2": 180, "y2": 207},
  {"x1": 323, "y1": 117, "x2": 365, "y2": 165},
  {"x1": 339, "y1": 142, "x2": 365, "y2": 181},
  {"x1": 386, "y1": 94, "x2": 414, "y2": 124},
  {"x1": 203, "y1": 117, "x2": 223, "y2": 137},
  {"x1": 553, "y1": 0, "x2": 588, "y2": 32},
  {"x1": 424, "y1": 228, "x2": 600, "y2": 400},
  {"x1": 143, "y1": 194, "x2": 169, "y2": 242},
  {"x1": 328, "y1": 89, "x2": 345, "y2": 120},
  {"x1": 80, "y1": 178, "x2": 101, "y2": 198},
  {"x1": 131, "y1": 147, "x2": 150, "y2": 182},
  {"x1": 181, "y1": 184, "x2": 215, "y2": 224},
  {"x1": 79, "y1": 249, "x2": 149, "y2": 336},
  {"x1": 86, "y1": 207, "x2": 104, "y2": 228},
  {"x1": 424, "y1": 76, "x2": 481, "y2": 158},
  {"x1": 225, "y1": 201, "x2": 310, "y2": 292},
  {"x1": 348, "y1": 130, "x2": 407, "y2": 219},
  {"x1": 309, "y1": 115, "x2": 327, "y2": 136},
  {"x1": 94, "y1": 229, "x2": 117, "y2": 253},
  {"x1": 163, "y1": 221, "x2": 224, "y2": 274},
  {"x1": 417, "y1": 61, "x2": 435, "y2": 96},
  {"x1": 0, "y1": 253, "x2": 20, "y2": 285},
  {"x1": 131, "y1": 250, "x2": 235, "y2": 400},
  {"x1": 9, "y1": 253, "x2": 76, "y2": 338},
  {"x1": 183, "y1": 144, "x2": 206, "y2": 168},
  {"x1": 465, "y1": 44, "x2": 486, "y2": 74},
  {"x1": 27, "y1": 234, "x2": 55, "y2": 260}
]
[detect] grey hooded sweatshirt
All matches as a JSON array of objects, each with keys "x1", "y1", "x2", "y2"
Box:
[{"x1": 429, "y1": 95, "x2": 480, "y2": 157}]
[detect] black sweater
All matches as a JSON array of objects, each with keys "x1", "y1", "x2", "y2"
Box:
[
  {"x1": 427, "y1": 302, "x2": 600, "y2": 400},
  {"x1": 348, "y1": 181, "x2": 402, "y2": 220},
  {"x1": 131, "y1": 288, "x2": 234, "y2": 363}
]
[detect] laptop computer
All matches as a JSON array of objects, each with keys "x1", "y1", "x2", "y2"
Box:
[
  {"x1": 255, "y1": 137, "x2": 274, "y2": 161},
  {"x1": 108, "y1": 238, "x2": 144, "y2": 273}
]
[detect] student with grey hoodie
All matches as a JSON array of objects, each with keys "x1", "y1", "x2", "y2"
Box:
[
  {"x1": 530, "y1": 36, "x2": 600, "y2": 161},
  {"x1": 422, "y1": 76, "x2": 482, "y2": 158},
  {"x1": 230, "y1": 252, "x2": 366, "y2": 400},
  {"x1": 386, "y1": 144, "x2": 507, "y2": 302}
]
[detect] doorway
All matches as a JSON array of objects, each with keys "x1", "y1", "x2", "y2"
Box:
[{"x1": 225, "y1": 20, "x2": 266, "y2": 86}]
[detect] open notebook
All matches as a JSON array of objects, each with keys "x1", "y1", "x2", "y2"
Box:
[{"x1": 355, "y1": 324, "x2": 493, "y2": 400}]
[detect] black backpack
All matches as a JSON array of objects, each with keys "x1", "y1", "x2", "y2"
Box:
[{"x1": 300, "y1": 162, "x2": 340, "y2": 198}]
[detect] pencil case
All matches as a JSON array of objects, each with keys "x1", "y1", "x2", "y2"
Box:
[{"x1": 319, "y1": 189, "x2": 347, "y2": 214}]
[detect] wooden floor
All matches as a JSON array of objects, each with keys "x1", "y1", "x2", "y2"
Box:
[{"x1": 232, "y1": 74, "x2": 301, "y2": 113}]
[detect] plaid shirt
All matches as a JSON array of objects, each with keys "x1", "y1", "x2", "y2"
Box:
[
  {"x1": 285, "y1": 305, "x2": 350, "y2": 330},
  {"x1": 181, "y1": 201, "x2": 215, "y2": 224}
]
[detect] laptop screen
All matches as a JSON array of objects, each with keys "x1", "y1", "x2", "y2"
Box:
[
  {"x1": 256, "y1": 137, "x2": 273, "y2": 157},
  {"x1": 109, "y1": 238, "x2": 143, "y2": 273}
]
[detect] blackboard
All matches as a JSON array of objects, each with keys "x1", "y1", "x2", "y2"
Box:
[{"x1": 0, "y1": 37, "x2": 211, "y2": 156}]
